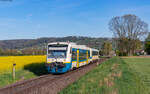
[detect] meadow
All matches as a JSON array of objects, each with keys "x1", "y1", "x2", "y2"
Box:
[
  {"x1": 59, "y1": 57, "x2": 149, "y2": 94},
  {"x1": 0, "y1": 55, "x2": 47, "y2": 87},
  {"x1": 123, "y1": 57, "x2": 150, "y2": 93}
]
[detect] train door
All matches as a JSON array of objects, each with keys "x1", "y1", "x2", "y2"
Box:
[
  {"x1": 86, "y1": 50, "x2": 89, "y2": 64},
  {"x1": 77, "y1": 49, "x2": 79, "y2": 68}
]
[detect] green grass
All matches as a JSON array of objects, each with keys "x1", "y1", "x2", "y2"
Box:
[
  {"x1": 0, "y1": 62, "x2": 48, "y2": 88},
  {"x1": 123, "y1": 58, "x2": 150, "y2": 94},
  {"x1": 0, "y1": 70, "x2": 36, "y2": 87},
  {"x1": 59, "y1": 57, "x2": 147, "y2": 94}
]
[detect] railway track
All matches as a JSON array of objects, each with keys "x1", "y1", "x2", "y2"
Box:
[
  {"x1": 0, "y1": 74, "x2": 58, "y2": 94},
  {"x1": 0, "y1": 58, "x2": 107, "y2": 94}
]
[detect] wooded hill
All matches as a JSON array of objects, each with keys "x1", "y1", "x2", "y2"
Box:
[{"x1": 0, "y1": 36, "x2": 112, "y2": 50}]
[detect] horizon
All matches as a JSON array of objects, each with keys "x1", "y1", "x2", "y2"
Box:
[
  {"x1": 0, "y1": 35, "x2": 112, "y2": 41},
  {"x1": 0, "y1": 0, "x2": 150, "y2": 40}
]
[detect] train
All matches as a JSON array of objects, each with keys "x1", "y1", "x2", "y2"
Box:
[{"x1": 46, "y1": 42, "x2": 99, "y2": 73}]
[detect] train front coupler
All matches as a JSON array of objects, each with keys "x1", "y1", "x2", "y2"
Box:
[{"x1": 45, "y1": 62, "x2": 66, "y2": 72}]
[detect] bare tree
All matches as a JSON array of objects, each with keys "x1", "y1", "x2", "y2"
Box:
[{"x1": 109, "y1": 14, "x2": 148, "y2": 56}]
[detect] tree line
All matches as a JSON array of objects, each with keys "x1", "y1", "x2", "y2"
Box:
[{"x1": 0, "y1": 48, "x2": 46, "y2": 56}]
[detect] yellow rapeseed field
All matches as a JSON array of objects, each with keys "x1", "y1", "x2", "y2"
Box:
[{"x1": 0, "y1": 55, "x2": 46, "y2": 74}]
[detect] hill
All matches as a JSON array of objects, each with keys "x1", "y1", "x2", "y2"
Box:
[{"x1": 0, "y1": 36, "x2": 112, "y2": 50}]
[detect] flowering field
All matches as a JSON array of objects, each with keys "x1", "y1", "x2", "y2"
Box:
[{"x1": 0, "y1": 55, "x2": 46, "y2": 74}]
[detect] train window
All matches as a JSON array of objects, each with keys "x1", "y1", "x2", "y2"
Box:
[
  {"x1": 88, "y1": 51, "x2": 90, "y2": 58},
  {"x1": 72, "y1": 50, "x2": 77, "y2": 61},
  {"x1": 92, "y1": 51, "x2": 99, "y2": 56},
  {"x1": 79, "y1": 50, "x2": 87, "y2": 61}
]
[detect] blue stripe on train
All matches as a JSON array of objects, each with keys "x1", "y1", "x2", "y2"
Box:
[
  {"x1": 47, "y1": 63, "x2": 72, "y2": 73},
  {"x1": 79, "y1": 59, "x2": 86, "y2": 62}
]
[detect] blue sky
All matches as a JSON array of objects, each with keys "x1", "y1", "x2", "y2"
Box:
[{"x1": 0, "y1": 0, "x2": 150, "y2": 40}]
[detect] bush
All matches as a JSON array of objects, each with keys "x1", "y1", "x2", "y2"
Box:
[
  {"x1": 115, "y1": 50, "x2": 127, "y2": 56},
  {"x1": 145, "y1": 41, "x2": 150, "y2": 55}
]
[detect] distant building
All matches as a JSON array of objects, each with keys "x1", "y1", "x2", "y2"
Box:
[{"x1": 135, "y1": 49, "x2": 145, "y2": 55}]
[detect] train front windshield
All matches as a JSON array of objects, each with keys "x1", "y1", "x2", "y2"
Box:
[{"x1": 48, "y1": 45, "x2": 68, "y2": 58}]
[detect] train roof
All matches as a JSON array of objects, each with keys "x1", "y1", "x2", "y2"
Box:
[
  {"x1": 48, "y1": 42, "x2": 99, "y2": 51},
  {"x1": 48, "y1": 42, "x2": 76, "y2": 45},
  {"x1": 91, "y1": 48, "x2": 99, "y2": 52}
]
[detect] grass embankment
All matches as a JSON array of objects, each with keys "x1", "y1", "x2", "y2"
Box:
[
  {"x1": 0, "y1": 56, "x2": 47, "y2": 87},
  {"x1": 123, "y1": 57, "x2": 150, "y2": 94},
  {"x1": 60, "y1": 57, "x2": 146, "y2": 94}
]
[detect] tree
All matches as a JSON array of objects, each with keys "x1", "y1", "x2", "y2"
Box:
[
  {"x1": 0, "y1": 48, "x2": 4, "y2": 56},
  {"x1": 102, "y1": 41, "x2": 112, "y2": 56},
  {"x1": 145, "y1": 33, "x2": 150, "y2": 54},
  {"x1": 145, "y1": 33, "x2": 150, "y2": 41},
  {"x1": 109, "y1": 14, "x2": 148, "y2": 56}
]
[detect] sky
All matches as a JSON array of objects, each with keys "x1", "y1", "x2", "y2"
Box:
[{"x1": 0, "y1": 0, "x2": 150, "y2": 40}]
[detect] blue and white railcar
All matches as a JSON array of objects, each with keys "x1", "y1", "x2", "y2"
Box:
[{"x1": 46, "y1": 42, "x2": 99, "y2": 73}]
